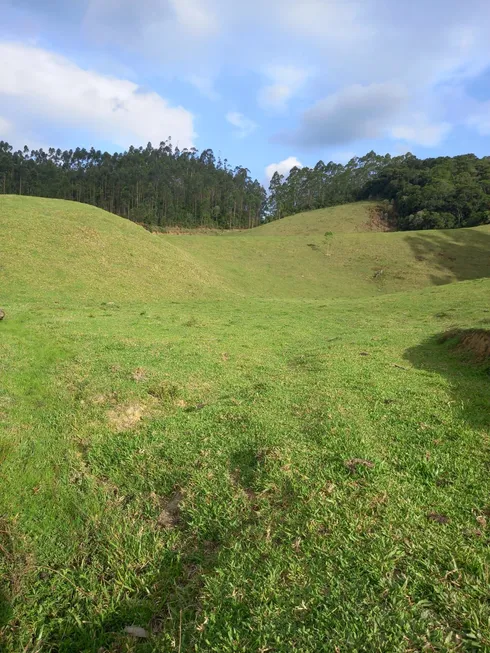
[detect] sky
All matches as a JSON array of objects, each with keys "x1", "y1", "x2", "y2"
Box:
[{"x1": 1, "y1": 0, "x2": 490, "y2": 185}]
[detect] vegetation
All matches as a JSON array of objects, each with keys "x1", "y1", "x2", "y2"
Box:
[
  {"x1": 0, "y1": 140, "x2": 265, "y2": 229},
  {"x1": 2, "y1": 140, "x2": 490, "y2": 233},
  {"x1": 267, "y1": 151, "x2": 490, "y2": 231},
  {"x1": 3, "y1": 196, "x2": 490, "y2": 303},
  {"x1": 1, "y1": 196, "x2": 489, "y2": 652},
  {"x1": 361, "y1": 153, "x2": 490, "y2": 230},
  {"x1": 266, "y1": 151, "x2": 390, "y2": 219},
  {"x1": 249, "y1": 201, "x2": 384, "y2": 236}
]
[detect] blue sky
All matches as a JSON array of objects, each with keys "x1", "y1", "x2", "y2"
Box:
[{"x1": 1, "y1": 0, "x2": 490, "y2": 185}]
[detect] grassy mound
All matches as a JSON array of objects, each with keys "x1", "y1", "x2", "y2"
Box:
[
  {"x1": 1, "y1": 196, "x2": 489, "y2": 651},
  {"x1": 0, "y1": 195, "x2": 226, "y2": 303},
  {"x1": 249, "y1": 201, "x2": 384, "y2": 236},
  {"x1": 171, "y1": 226, "x2": 490, "y2": 299}
]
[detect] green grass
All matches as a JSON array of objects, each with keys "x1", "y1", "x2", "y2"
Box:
[
  {"x1": 248, "y1": 201, "x2": 382, "y2": 236},
  {"x1": 0, "y1": 195, "x2": 227, "y2": 303},
  {"x1": 3, "y1": 196, "x2": 489, "y2": 303},
  {"x1": 1, "y1": 196, "x2": 489, "y2": 652}
]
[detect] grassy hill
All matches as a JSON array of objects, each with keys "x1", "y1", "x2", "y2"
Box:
[
  {"x1": 0, "y1": 195, "x2": 227, "y2": 304},
  {"x1": 2, "y1": 196, "x2": 490, "y2": 304},
  {"x1": 1, "y1": 196, "x2": 489, "y2": 652},
  {"x1": 248, "y1": 201, "x2": 383, "y2": 235},
  {"x1": 172, "y1": 226, "x2": 490, "y2": 299}
]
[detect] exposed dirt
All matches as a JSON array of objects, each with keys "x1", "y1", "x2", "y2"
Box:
[
  {"x1": 157, "y1": 491, "x2": 183, "y2": 528},
  {"x1": 427, "y1": 512, "x2": 450, "y2": 524},
  {"x1": 345, "y1": 458, "x2": 375, "y2": 472},
  {"x1": 107, "y1": 403, "x2": 144, "y2": 431},
  {"x1": 131, "y1": 367, "x2": 148, "y2": 382},
  {"x1": 440, "y1": 328, "x2": 490, "y2": 361},
  {"x1": 365, "y1": 204, "x2": 394, "y2": 232}
]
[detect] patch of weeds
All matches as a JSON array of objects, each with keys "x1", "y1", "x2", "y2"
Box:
[
  {"x1": 147, "y1": 381, "x2": 180, "y2": 402},
  {"x1": 289, "y1": 352, "x2": 325, "y2": 372},
  {"x1": 324, "y1": 231, "x2": 334, "y2": 255}
]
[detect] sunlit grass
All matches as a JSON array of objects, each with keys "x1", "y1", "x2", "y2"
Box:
[{"x1": 0, "y1": 196, "x2": 489, "y2": 651}]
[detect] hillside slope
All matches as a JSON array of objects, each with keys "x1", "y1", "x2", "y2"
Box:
[
  {"x1": 249, "y1": 201, "x2": 383, "y2": 236},
  {"x1": 1, "y1": 196, "x2": 489, "y2": 305},
  {"x1": 170, "y1": 226, "x2": 490, "y2": 299},
  {"x1": 0, "y1": 195, "x2": 228, "y2": 304}
]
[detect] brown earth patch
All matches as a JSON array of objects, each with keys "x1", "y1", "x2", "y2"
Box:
[
  {"x1": 157, "y1": 491, "x2": 183, "y2": 528},
  {"x1": 427, "y1": 512, "x2": 450, "y2": 524},
  {"x1": 440, "y1": 328, "x2": 490, "y2": 361},
  {"x1": 365, "y1": 204, "x2": 394, "y2": 232},
  {"x1": 131, "y1": 367, "x2": 148, "y2": 382},
  {"x1": 107, "y1": 403, "x2": 144, "y2": 431},
  {"x1": 345, "y1": 458, "x2": 375, "y2": 472}
]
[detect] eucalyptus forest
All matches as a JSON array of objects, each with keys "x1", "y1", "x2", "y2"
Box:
[{"x1": 1, "y1": 140, "x2": 490, "y2": 231}]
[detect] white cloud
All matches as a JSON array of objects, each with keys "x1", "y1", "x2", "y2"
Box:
[
  {"x1": 83, "y1": 0, "x2": 221, "y2": 68},
  {"x1": 281, "y1": 1, "x2": 371, "y2": 51},
  {"x1": 279, "y1": 0, "x2": 490, "y2": 88},
  {"x1": 226, "y1": 111, "x2": 257, "y2": 138},
  {"x1": 265, "y1": 156, "x2": 303, "y2": 181},
  {"x1": 0, "y1": 42, "x2": 196, "y2": 149},
  {"x1": 391, "y1": 114, "x2": 452, "y2": 147},
  {"x1": 188, "y1": 75, "x2": 220, "y2": 100},
  {"x1": 258, "y1": 65, "x2": 310, "y2": 110},
  {"x1": 7, "y1": 0, "x2": 490, "y2": 158},
  {"x1": 280, "y1": 83, "x2": 407, "y2": 147},
  {"x1": 169, "y1": 0, "x2": 220, "y2": 36}
]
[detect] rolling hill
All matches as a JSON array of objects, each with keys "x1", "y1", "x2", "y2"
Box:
[
  {"x1": 248, "y1": 201, "x2": 384, "y2": 235},
  {"x1": 1, "y1": 195, "x2": 489, "y2": 652},
  {"x1": 2, "y1": 195, "x2": 490, "y2": 304},
  {"x1": 0, "y1": 195, "x2": 228, "y2": 303}
]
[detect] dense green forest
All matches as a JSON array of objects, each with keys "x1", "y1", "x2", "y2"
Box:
[
  {"x1": 1, "y1": 139, "x2": 490, "y2": 230},
  {"x1": 0, "y1": 140, "x2": 265, "y2": 229},
  {"x1": 267, "y1": 151, "x2": 490, "y2": 230}
]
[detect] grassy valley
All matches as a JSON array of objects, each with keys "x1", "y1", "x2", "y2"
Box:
[{"x1": 1, "y1": 196, "x2": 489, "y2": 652}]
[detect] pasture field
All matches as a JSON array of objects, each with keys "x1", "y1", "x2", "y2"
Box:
[{"x1": 0, "y1": 196, "x2": 489, "y2": 651}]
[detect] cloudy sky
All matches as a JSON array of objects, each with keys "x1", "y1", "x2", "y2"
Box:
[{"x1": 1, "y1": 0, "x2": 490, "y2": 183}]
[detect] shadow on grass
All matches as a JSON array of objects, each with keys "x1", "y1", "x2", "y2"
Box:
[
  {"x1": 404, "y1": 331, "x2": 490, "y2": 431},
  {"x1": 404, "y1": 227, "x2": 490, "y2": 286},
  {"x1": 0, "y1": 590, "x2": 12, "y2": 632},
  {"x1": 36, "y1": 538, "x2": 223, "y2": 653}
]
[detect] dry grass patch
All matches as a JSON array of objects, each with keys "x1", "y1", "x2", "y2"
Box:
[{"x1": 107, "y1": 402, "x2": 145, "y2": 431}]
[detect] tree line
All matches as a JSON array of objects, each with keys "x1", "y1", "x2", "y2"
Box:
[
  {"x1": 267, "y1": 151, "x2": 490, "y2": 230},
  {"x1": 0, "y1": 140, "x2": 265, "y2": 229},
  {"x1": 1, "y1": 139, "x2": 490, "y2": 231}
]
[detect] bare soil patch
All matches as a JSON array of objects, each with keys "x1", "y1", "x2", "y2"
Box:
[
  {"x1": 107, "y1": 403, "x2": 144, "y2": 431},
  {"x1": 157, "y1": 491, "x2": 183, "y2": 528},
  {"x1": 440, "y1": 328, "x2": 490, "y2": 361}
]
